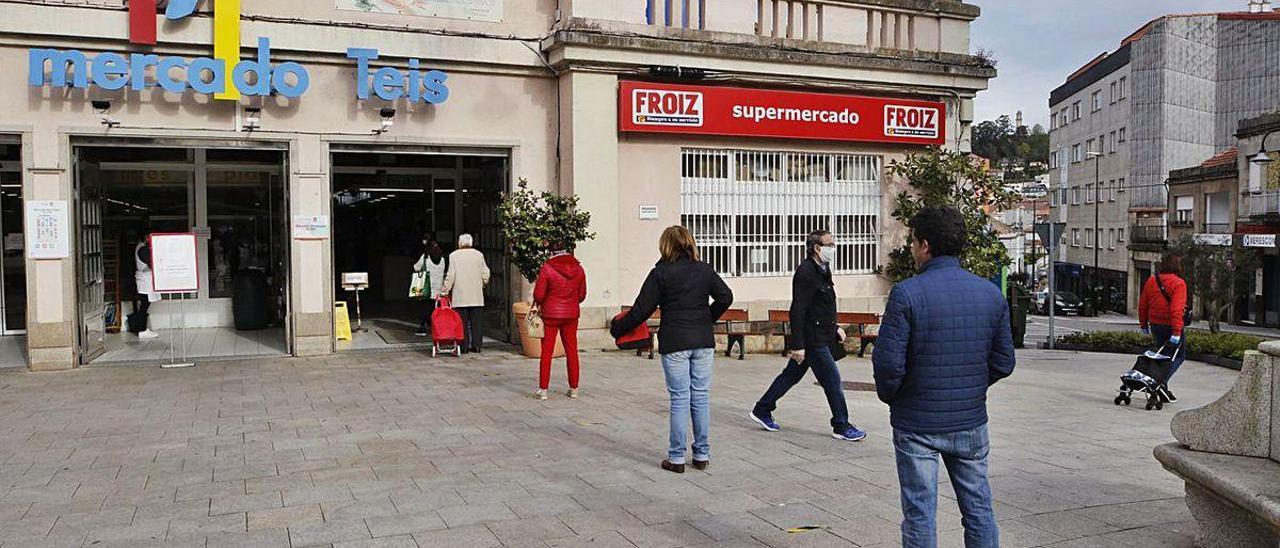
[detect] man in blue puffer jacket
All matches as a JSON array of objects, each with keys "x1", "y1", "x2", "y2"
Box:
[{"x1": 873, "y1": 207, "x2": 1017, "y2": 548}]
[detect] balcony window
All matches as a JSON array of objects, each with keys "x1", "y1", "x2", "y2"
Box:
[
  {"x1": 1092, "y1": 91, "x2": 1102, "y2": 112},
  {"x1": 1072, "y1": 102, "x2": 1081, "y2": 121},
  {"x1": 1174, "y1": 196, "x2": 1193, "y2": 225}
]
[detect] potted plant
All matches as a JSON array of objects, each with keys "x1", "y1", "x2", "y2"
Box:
[{"x1": 497, "y1": 178, "x2": 595, "y2": 358}]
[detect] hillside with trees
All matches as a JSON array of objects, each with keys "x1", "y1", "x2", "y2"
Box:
[{"x1": 972, "y1": 114, "x2": 1049, "y2": 181}]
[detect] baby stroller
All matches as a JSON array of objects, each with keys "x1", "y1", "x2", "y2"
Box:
[
  {"x1": 431, "y1": 297, "x2": 465, "y2": 358},
  {"x1": 1114, "y1": 345, "x2": 1181, "y2": 411}
]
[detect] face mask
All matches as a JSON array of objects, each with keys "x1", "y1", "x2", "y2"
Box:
[{"x1": 819, "y1": 245, "x2": 837, "y2": 265}]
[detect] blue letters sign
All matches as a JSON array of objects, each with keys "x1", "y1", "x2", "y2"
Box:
[{"x1": 28, "y1": 43, "x2": 450, "y2": 105}]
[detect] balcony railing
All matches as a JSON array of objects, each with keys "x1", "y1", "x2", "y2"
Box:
[
  {"x1": 635, "y1": 0, "x2": 975, "y2": 54},
  {"x1": 1249, "y1": 190, "x2": 1280, "y2": 217},
  {"x1": 1130, "y1": 225, "x2": 1167, "y2": 244}
]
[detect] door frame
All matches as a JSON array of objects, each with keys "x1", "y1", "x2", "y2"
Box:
[
  {"x1": 72, "y1": 140, "x2": 293, "y2": 364},
  {"x1": 327, "y1": 146, "x2": 513, "y2": 351},
  {"x1": 0, "y1": 148, "x2": 23, "y2": 336}
]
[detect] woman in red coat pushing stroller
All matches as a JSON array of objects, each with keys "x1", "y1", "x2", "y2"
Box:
[
  {"x1": 532, "y1": 242, "x2": 587, "y2": 401},
  {"x1": 1138, "y1": 251, "x2": 1190, "y2": 403}
]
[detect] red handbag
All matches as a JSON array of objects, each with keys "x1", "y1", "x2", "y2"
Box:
[{"x1": 613, "y1": 311, "x2": 653, "y2": 350}]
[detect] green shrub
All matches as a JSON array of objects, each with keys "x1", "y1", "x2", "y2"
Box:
[{"x1": 1056, "y1": 330, "x2": 1267, "y2": 361}]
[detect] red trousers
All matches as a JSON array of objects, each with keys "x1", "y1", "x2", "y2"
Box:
[{"x1": 540, "y1": 318, "x2": 580, "y2": 390}]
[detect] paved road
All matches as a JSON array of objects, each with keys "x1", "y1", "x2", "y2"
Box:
[{"x1": 0, "y1": 346, "x2": 1236, "y2": 547}]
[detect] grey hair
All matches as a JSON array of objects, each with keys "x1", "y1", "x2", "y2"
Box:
[
  {"x1": 805, "y1": 230, "x2": 831, "y2": 258},
  {"x1": 458, "y1": 234, "x2": 474, "y2": 248}
]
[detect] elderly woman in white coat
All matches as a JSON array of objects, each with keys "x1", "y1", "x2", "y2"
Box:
[{"x1": 441, "y1": 234, "x2": 491, "y2": 353}]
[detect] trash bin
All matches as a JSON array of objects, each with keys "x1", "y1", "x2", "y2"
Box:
[
  {"x1": 1007, "y1": 274, "x2": 1030, "y2": 349},
  {"x1": 232, "y1": 269, "x2": 270, "y2": 331}
]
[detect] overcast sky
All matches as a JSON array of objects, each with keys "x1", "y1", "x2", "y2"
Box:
[{"x1": 970, "y1": 0, "x2": 1252, "y2": 128}]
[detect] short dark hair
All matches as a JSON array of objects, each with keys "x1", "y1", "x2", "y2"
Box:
[
  {"x1": 1159, "y1": 251, "x2": 1183, "y2": 275},
  {"x1": 909, "y1": 207, "x2": 967, "y2": 257},
  {"x1": 806, "y1": 230, "x2": 831, "y2": 258}
]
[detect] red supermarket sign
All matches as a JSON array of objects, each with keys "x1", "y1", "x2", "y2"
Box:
[{"x1": 619, "y1": 81, "x2": 946, "y2": 145}]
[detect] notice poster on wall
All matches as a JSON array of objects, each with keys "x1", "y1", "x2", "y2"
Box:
[
  {"x1": 335, "y1": 0, "x2": 503, "y2": 22},
  {"x1": 25, "y1": 200, "x2": 69, "y2": 259},
  {"x1": 150, "y1": 233, "x2": 200, "y2": 293},
  {"x1": 292, "y1": 215, "x2": 331, "y2": 240}
]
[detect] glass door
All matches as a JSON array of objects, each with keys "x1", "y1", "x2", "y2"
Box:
[{"x1": 75, "y1": 152, "x2": 106, "y2": 363}]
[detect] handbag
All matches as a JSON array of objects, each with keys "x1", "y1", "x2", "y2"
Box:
[
  {"x1": 409, "y1": 269, "x2": 429, "y2": 300},
  {"x1": 525, "y1": 302, "x2": 545, "y2": 334},
  {"x1": 1153, "y1": 274, "x2": 1192, "y2": 325},
  {"x1": 612, "y1": 311, "x2": 653, "y2": 350}
]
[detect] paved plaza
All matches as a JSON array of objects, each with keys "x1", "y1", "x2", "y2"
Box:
[{"x1": 0, "y1": 345, "x2": 1239, "y2": 547}]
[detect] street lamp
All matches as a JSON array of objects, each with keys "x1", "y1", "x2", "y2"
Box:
[
  {"x1": 1252, "y1": 130, "x2": 1277, "y2": 165},
  {"x1": 1087, "y1": 150, "x2": 1104, "y2": 315}
]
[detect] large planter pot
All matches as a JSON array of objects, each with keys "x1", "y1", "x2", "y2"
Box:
[{"x1": 512, "y1": 301, "x2": 564, "y2": 359}]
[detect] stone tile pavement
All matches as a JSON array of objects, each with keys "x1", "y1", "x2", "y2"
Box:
[{"x1": 0, "y1": 345, "x2": 1238, "y2": 547}]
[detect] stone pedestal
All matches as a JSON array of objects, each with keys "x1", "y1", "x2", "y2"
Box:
[{"x1": 1185, "y1": 484, "x2": 1278, "y2": 548}]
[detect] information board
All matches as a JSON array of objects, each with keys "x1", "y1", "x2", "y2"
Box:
[
  {"x1": 150, "y1": 233, "x2": 200, "y2": 293},
  {"x1": 25, "y1": 200, "x2": 69, "y2": 259},
  {"x1": 292, "y1": 215, "x2": 331, "y2": 240}
]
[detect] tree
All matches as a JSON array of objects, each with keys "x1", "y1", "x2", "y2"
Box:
[
  {"x1": 496, "y1": 179, "x2": 596, "y2": 283},
  {"x1": 880, "y1": 148, "x2": 1020, "y2": 282},
  {"x1": 1170, "y1": 236, "x2": 1261, "y2": 334}
]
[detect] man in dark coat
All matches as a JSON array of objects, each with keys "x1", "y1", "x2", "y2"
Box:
[
  {"x1": 748, "y1": 230, "x2": 867, "y2": 442},
  {"x1": 873, "y1": 207, "x2": 1017, "y2": 547}
]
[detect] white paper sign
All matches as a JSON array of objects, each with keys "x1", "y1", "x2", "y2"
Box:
[
  {"x1": 342, "y1": 272, "x2": 370, "y2": 286},
  {"x1": 638, "y1": 205, "x2": 659, "y2": 220},
  {"x1": 292, "y1": 215, "x2": 331, "y2": 240},
  {"x1": 1244, "y1": 234, "x2": 1277, "y2": 248},
  {"x1": 150, "y1": 233, "x2": 200, "y2": 293},
  {"x1": 25, "y1": 201, "x2": 69, "y2": 259}
]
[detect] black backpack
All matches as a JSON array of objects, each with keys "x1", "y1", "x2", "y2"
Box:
[{"x1": 1153, "y1": 274, "x2": 1193, "y2": 325}]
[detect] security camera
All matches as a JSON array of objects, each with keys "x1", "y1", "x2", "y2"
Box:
[
  {"x1": 91, "y1": 100, "x2": 120, "y2": 128},
  {"x1": 373, "y1": 108, "x2": 396, "y2": 135}
]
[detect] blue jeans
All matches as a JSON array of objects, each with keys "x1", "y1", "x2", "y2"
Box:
[
  {"x1": 1149, "y1": 324, "x2": 1186, "y2": 385},
  {"x1": 894, "y1": 424, "x2": 999, "y2": 548},
  {"x1": 753, "y1": 345, "x2": 852, "y2": 432},
  {"x1": 661, "y1": 348, "x2": 715, "y2": 465}
]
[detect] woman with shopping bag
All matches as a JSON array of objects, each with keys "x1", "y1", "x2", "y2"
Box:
[
  {"x1": 611, "y1": 226, "x2": 733, "y2": 473},
  {"x1": 411, "y1": 239, "x2": 447, "y2": 336},
  {"x1": 532, "y1": 241, "x2": 587, "y2": 400}
]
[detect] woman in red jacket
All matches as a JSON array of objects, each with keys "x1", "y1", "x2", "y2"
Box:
[
  {"x1": 1138, "y1": 251, "x2": 1188, "y2": 402},
  {"x1": 532, "y1": 242, "x2": 587, "y2": 400}
]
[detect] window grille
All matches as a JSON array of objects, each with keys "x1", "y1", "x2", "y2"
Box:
[{"x1": 680, "y1": 148, "x2": 881, "y2": 278}]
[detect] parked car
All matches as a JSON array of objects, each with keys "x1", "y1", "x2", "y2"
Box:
[{"x1": 1040, "y1": 291, "x2": 1083, "y2": 316}]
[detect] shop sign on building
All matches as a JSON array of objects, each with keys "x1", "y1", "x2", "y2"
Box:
[
  {"x1": 619, "y1": 81, "x2": 946, "y2": 145},
  {"x1": 1244, "y1": 234, "x2": 1277, "y2": 248},
  {"x1": 25, "y1": 201, "x2": 69, "y2": 260},
  {"x1": 1194, "y1": 233, "x2": 1232, "y2": 246}
]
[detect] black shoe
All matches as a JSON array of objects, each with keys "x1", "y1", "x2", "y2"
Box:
[
  {"x1": 1159, "y1": 385, "x2": 1177, "y2": 403},
  {"x1": 661, "y1": 460, "x2": 685, "y2": 474}
]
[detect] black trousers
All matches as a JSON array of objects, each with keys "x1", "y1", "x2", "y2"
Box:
[
  {"x1": 457, "y1": 307, "x2": 484, "y2": 351},
  {"x1": 753, "y1": 346, "x2": 851, "y2": 433},
  {"x1": 418, "y1": 298, "x2": 436, "y2": 333}
]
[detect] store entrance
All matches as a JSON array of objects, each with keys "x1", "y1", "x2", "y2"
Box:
[
  {"x1": 0, "y1": 140, "x2": 26, "y2": 368},
  {"x1": 331, "y1": 151, "x2": 508, "y2": 351},
  {"x1": 74, "y1": 146, "x2": 289, "y2": 364}
]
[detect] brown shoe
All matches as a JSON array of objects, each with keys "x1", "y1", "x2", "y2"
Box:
[
  {"x1": 691, "y1": 460, "x2": 709, "y2": 471},
  {"x1": 661, "y1": 460, "x2": 685, "y2": 474}
]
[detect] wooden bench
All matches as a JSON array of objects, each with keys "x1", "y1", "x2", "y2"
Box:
[
  {"x1": 713, "y1": 309, "x2": 782, "y2": 360},
  {"x1": 768, "y1": 310, "x2": 880, "y2": 358}
]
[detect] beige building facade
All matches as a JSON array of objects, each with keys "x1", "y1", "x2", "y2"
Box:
[{"x1": 0, "y1": 0, "x2": 992, "y2": 370}]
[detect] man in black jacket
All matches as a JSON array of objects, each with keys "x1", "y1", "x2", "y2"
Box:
[{"x1": 749, "y1": 230, "x2": 867, "y2": 442}]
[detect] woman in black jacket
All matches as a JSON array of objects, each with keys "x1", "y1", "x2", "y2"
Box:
[{"x1": 611, "y1": 226, "x2": 733, "y2": 474}]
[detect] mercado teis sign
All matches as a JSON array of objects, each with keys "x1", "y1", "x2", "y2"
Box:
[
  {"x1": 26, "y1": 0, "x2": 449, "y2": 104},
  {"x1": 619, "y1": 81, "x2": 945, "y2": 146}
]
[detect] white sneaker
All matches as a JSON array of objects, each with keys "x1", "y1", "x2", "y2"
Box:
[
  {"x1": 534, "y1": 390, "x2": 548, "y2": 401},
  {"x1": 138, "y1": 330, "x2": 159, "y2": 340},
  {"x1": 566, "y1": 388, "x2": 579, "y2": 399}
]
